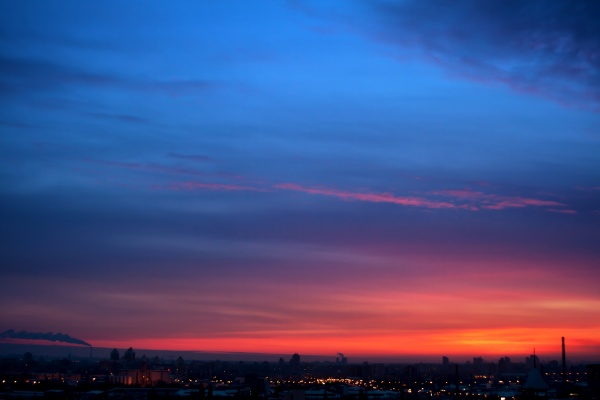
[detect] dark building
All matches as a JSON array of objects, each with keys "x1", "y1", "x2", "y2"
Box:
[
  {"x1": 498, "y1": 357, "x2": 511, "y2": 374},
  {"x1": 523, "y1": 367, "x2": 549, "y2": 398},
  {"x1": 587, "y1": 364, "x2": 600, "y2": 398},
  {"x1": 123, "y1": 347, "x2": 135, "y2": 363},
  {"x1": 290, "y1": 353, "x2": 301, "y2": 374}
]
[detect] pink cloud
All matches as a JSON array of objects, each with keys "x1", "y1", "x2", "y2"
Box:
[
  {"x1": 276, "y1": 183, "x2": 569, "y2": 213},
  {"x1": 86, "y1": 157, "x2": 573, "y2": 213},
  {"x1": 433, "y1": 188, "x2": 566, "y2": 211},
  {"x1": 546, "y1": 209, "x2": 578, "y2": 215},
  {"x1": 167, "y1": 181, "x2": 264, "y2": 192},
  {"x1": 275, "y1": 183, "x2": 458, "y2": 209}
]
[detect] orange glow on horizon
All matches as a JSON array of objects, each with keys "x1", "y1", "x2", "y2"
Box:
[{"x1": 90, "y1": 326, "x2": 600, "y2": 361}]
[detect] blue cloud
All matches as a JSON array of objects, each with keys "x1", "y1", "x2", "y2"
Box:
[{"x1": 358, "y1": 0, "x2": 600, "y2": 110}]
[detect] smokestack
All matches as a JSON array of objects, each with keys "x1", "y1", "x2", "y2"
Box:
[{"x1": 562, "y1": 337, "x2": 567, "y2": 382}]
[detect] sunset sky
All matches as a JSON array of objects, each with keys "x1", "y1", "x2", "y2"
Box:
[{"x1": 1, "y1": 0, "x2": 599, "y2": 363}]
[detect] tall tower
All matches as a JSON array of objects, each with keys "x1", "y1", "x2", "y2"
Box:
[{"x1": 562, "y1": 337, "x2": 567, "y2": 382}]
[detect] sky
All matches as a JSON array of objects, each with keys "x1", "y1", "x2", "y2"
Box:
[{"x1": 1, "y1": 0, "x2": 599, "y2": 363}]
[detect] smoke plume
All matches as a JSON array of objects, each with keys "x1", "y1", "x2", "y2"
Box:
[{"x1": 0, "y1": 329, "x2": 91, "y2": 347}]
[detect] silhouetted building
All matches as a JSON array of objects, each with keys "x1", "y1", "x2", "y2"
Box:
[
  {"x1": 441, "y1": 356, "x2": 451, "y2": 375},
  {"x1": 498, "y1": 357, "x2": 511, "y2": 374},
  {"x1": 110, "y1": 349, "x2": 120, "y2": 361},
  {"x1": 586, "y1": 364, "x2": 600, "y2": 397},
  {"x1": 545, "y1": 360, "x2": 559, "y2": 373},
  {"x1": 523, "y1": 367, "x2": 549, "y2": 398},
  {"x1": 123, "y1": 347, "x2": 136, "y2": 363},
  {"x1": 280, "y1": 390, "x2": 305, "y2": 400},
  {"x1": 290, "y1": 353, "x2": 301, "y2": 374},
  {"x1": 110, "y1": 369, "x2": 170, "y2": 386},
  {"x1": 473, "y1": 357, "x2": 484, "y2": 374}
]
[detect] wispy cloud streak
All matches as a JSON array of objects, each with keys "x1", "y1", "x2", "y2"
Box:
[
  {"x1": 433, "y1": 189, "x2": 566, "y2": 211},
  {"x1": 168, "y1": 153, "x2": 214, "y2": 163},
  {"x1": 0, "y1": 56, "x2": 221, "y2": 97},
  {"x1": 276, "y1": 183, "x2": 569, "y2": 212},
  {"x1": 85, "y1": 158, "x2": 574, "y2": 212},
  {"x1": 275, "y1": 183, "x2": 458, "y2": 209},
  {"x1": 167, "y1": 181, "x2": 264, "y2": 192},
  {"x1": 85, "y1": 159, "x2": 206, "y2": 178}
]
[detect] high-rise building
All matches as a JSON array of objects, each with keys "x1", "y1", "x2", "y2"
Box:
[
  {"x1": 290, "y1": 353, "x2": 301, "y2": 373},
  {"x1": 498, "y1": 357, "x2": 511, "y2": 374}
]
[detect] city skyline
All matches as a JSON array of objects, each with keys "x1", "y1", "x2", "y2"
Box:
[
  {"x1": 1, "y1": 1, "x2": 599, "y2": 361},
  {"x1": 0, "y1": 337, "x2": 593, "y2": 365}
]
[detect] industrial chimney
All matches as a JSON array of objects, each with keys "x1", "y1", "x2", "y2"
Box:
[{"x1": 562, "y1": 337, "x2": 567, "y2": 382}]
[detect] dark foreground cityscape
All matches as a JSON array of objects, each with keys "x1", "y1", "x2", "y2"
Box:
[{"x1": 1, "y1": 344, "x2": 599, "y2": 400}]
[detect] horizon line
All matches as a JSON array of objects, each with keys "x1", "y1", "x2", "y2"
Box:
[{"x1": 1, "y1": 340, "x2": 598, "y2": 364}]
